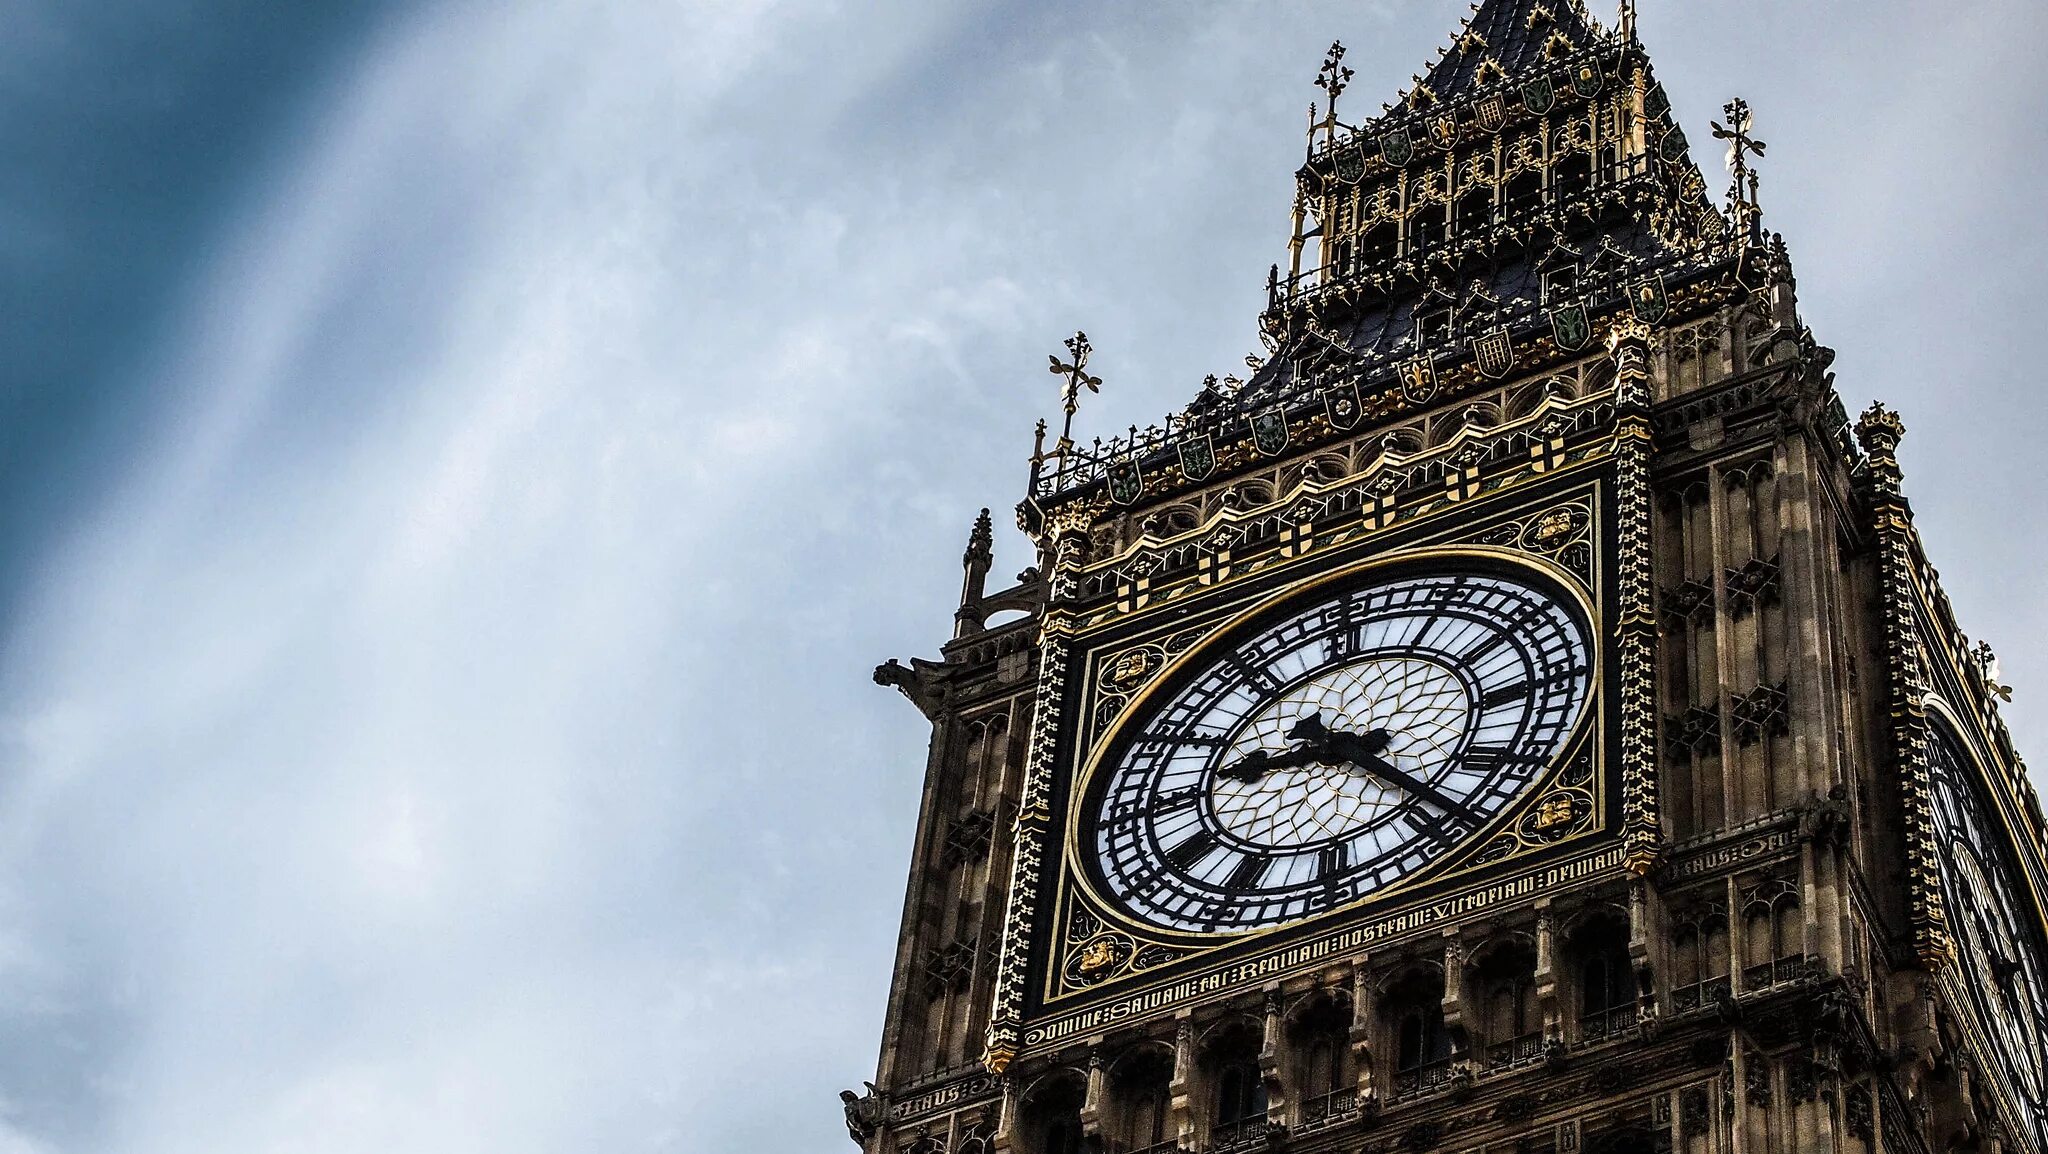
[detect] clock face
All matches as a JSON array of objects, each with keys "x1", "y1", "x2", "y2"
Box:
[
  {"x1": 1081, "y1": 564, "x2": 1595, "y2": 936},
  {"x1": 1926, "y1": 723, "x2": 2048, "y2": 1137}
]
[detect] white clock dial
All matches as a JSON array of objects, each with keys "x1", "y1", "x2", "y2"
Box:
[{"x1": 1083, "y1": 565, "x2": 1594, "y2": 936}]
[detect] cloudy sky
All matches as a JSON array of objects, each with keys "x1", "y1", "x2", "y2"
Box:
[{"x1": 3, "y1": 2, "x2": 2045, "y2": 1151}]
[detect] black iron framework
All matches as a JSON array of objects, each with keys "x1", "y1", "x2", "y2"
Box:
[
  {"x1": 1925, "y1": 718, "x2": 2048, "y2": 1149},
  {"x1": 1083, "y1": 564, "x2": 1593, "y2": 936}
]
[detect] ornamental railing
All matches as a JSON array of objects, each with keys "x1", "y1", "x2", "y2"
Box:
[
  {"x1": 1670, "y1": 976, "x2": 1733, "y2": 1014},
  {"x1": 1743, "y1": 955, "x2": 1817, "y2": 992},
  {"x1": 1485, "y1": 1032, "x2": 1547, "y2": 1069},
  {"x1": 1391, "y1": 1058, "x2": 1455, "y2": 1099},
  {"x1": 1296, "y1": 1089, "x2": 1358, "y2": 1133},
  {"x1": 1209, "y1": 1118, "x2": 1271, "y2": 1153},
  {"x1": 1578, "y1": 1004, "x2": 1640, "y2": 1042}
]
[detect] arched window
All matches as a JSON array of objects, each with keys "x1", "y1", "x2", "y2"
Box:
[
  {"x1": 1215, "y1": 1061, "x2": 1265, "y2": 1126},
  {"x1": 1553, "y1": 152, "x2": 1594, "y2": 202},
  {"x1": 1020, "y1": 1075, "x2": 1086, "y2": 1154},
  {"x1": 1288, "y1": 995, "x2": 1355, "y2": 1126},
  {"x1": 1115, "y1": 1051, "x2": 1174, "y2": 1153},
  {"x1": 1504, "y1": 169, "x2": 1544, "y2": 217},
  {"x1": 1457, "y1": 186, "x2": 1496, "y2": 237},
  {"x1": 1383, "y1": 971, "x2": 1453, "y2": 1097},
  {"x1": 1202, "y1": 1021, "x2": 1268, "y2": 1149},
  {"x1": 1359, "y1": 220, "x2": 1398, "y2": 267},
  {"x1": 1568, "y1": 914, "x2": 1636, "y2": 1041},
  {"x1": 1669, "y1": 903, "x2": 1732, "y2": 1010},
  {"x1": 1472, "y1": 942, "x2": 1541, "y2": 1067},
  {"x1": 1742, "y1": 877, "x2": 1803, "y2": 988},
  {"x1": 1407, "y1": 204, "x2": 1445, "y2": 255}
]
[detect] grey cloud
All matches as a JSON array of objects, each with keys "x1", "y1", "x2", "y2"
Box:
[{"x1": 1, "y1": 1, "x2": 2043, "y2": 1151}]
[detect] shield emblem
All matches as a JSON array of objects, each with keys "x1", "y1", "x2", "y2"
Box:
[
  {"x1": 1643, "y1": 84, "x2": 1672, "y2": 120},
  {"x1": 1251, "y1": 409, "x2": 1290, "y2": 456},
  {"x1": 1399, "y1": 355, "x2": 1439, "y2": 404},
  {"x1": 1549, "y1": 303, "x2": 1592, "y2": 352},
  {"x1": 1427, "y1": 113, "x2": 1459, "y2": 151},
  {"x1": 1333, "y1": 143, "x2": 1367, "y2": 184},
  {"x1": 1735, "y1": 246, "x2": 1769, "y2": 292},
  {"x1": 1379, "y1": 129, "x2": 1415, "y2": 168},
  {"x1": 1630, "y1": 275, "x2": 1669, "y2": 324},
  {"x1": 1177, "y1": 434, "x2": 1216, "y2": 483},
  {"x1": 1472, "y1": 327, "x2": 1515, "y2": 379},
  {"x1": 1660, "y1": 125, "x2": 1690, "y2": 164},
  {"x1": 1476, "y1": 94, "x2": 1507, "y2": 133},
  {"x1": 1108, "y1": 460, "x2": 1144, "y2": 506},
  {"x1": 1572, "y1": 59, "x2": 1603, "y2": 98},
  {"x1": 1522, "y1": 75, "x2": 1556, "y2": 116},
  {"x1": 1325, "y1": 381, "x2": 1365, "y2": 431}
]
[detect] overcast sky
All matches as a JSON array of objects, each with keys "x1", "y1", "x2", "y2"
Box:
[{"x1": 3, "y1": 2, "x2": 2046, "y2": 1152}]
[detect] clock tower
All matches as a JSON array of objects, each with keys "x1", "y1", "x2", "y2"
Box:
[{"x1": 846, "y1": 4, "x2": 2048, "y2": 1154}]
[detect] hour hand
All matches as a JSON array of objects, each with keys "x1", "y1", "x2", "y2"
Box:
[{"x1": 1217, "y1": 737, "x2": 1321, "y2": 785}]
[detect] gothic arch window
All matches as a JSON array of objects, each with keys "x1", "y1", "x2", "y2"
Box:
[
  {"x1": 1669, "y1": 899, "x2": 1732, "y2": 1011},
  {"x1": 1457, "y1": 183, "x2": 1496, "y2": 238},
  {"x1": 1019, "y1": 1072, "x2": 1087, "y2": 1154},
  {"x1": 1741, "y1": 876, "x2": 1803, "y2": 988},
  {"x1": 1382, "y1": 969, "x2": 1453, "y2": 1098},
  {"x1": 1286, "y1": 993, "x2": 1355, "y2": 1122},
  {"x1": 1407, "y1": 201, "x2": 1446, "y2": 255},
  {"x1": 1110, "y1": 1047, "x2": 1176, "y2": 1153},
  {"x1": 1470, "y1": 939, "x2": 1541, "y2": 1066},
  {"x1": 1201, "y1": 1020, "x2": 1268, "y2": 1147},
  {"x1": 1359, "y1": 218, "x2": 1398, "y2": 267},
  {"x1": 1550, "y1": 129, "x2": 1594, "y2": 206},
  {"x1": 1566, "y1": 911, "x2": 1636, "y2": 1041}
]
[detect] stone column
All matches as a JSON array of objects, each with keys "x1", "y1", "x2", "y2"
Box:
[
  {"x1": 983, "y1": 506, "x2": 1093, "y2": 1074},
  {"x1": 1609, "y1": 315, "x2": 1667, "y2": 875}
]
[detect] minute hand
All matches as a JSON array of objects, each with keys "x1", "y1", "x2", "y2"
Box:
[{"x1": 1334, "y1": 741, "x2": 1486, "y2": 828}]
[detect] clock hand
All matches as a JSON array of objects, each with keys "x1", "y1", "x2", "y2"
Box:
[
  {"x1": 1312, "y1": 725, "x2": 1487, "y2": 828},
  {"x1": 1216, "y1": 741, "x2": 1322, "y2": 784},
  {"x1": 1216, "y1": 712, "x2": 1334, "y2": 784}
]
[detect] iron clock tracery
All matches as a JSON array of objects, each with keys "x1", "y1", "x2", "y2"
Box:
[
  {"x1": 1926, "y1": 717, "x2": 2048, "y2": 1142},
  {"x1": 1081, "y1": 562, "x2": 1595, "y2": 935}
]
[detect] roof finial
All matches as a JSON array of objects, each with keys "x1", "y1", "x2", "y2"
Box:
[
  {"x1": 1312, "y1": 42, "x2": 1353, "y2": 146},
  {"x1": 1617, "y1": 0, "x2": 1637, "y2": 40},
  {"x1": 1047, "y1": 332, "x2": 1103, "y2": 471},
  {"x1": 1712, "y1": 98, "x2": 1769, "y2": 242}
]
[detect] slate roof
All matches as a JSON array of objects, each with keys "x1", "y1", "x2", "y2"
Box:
[{"x1": 1392, "y1": 0, "x2": 1598, "y2": 116}]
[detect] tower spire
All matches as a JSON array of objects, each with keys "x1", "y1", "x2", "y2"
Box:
[{"x1": 956, "y1": 508, "x2": 995, "y2": 639}]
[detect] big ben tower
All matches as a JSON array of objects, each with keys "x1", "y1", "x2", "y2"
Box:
[{"x1": 844, "y1": 4, "x2": 2048, "y2": 1154}]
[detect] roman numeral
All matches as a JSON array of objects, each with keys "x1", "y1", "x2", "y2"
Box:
[
  {"x1": 1223, "y1": 652, "x2": 1283, "y2": 693},
  {"x1": 1142, "y1": 732, "x2": 1228, "y2": 748},
  {"x1": 1460, "y1": 631, "x2": 1511, "y2": 665},
  {"x1": 1481, "y1": 681, "x2": 1533, "y2": 710},
  {"x1": 1318, "y1": 842, "x2": 1350, "y2": 879},
  {"x1": 1167, "y1": 830, "x2": 1219, "y2": 871},
  {"x1": 1225, "y1": 854, "x2": 1269, "y2": 891},
  {"x1": 1325, "y1": 627, "x2": 1362, "y2": 662},
  {"x1": 1463, "y1": 745, "x2": 1544, "y2": 775}
]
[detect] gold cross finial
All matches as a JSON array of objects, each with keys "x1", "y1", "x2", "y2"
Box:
[
  {"x1": 1047, "y1": 331, "x2": 1103, "y2": 466},
  {"x1": 1712, "y1": 98, "x2": 1770, "y2": 240},
  {"x1": 1310, "y1": 42, "x2": 1354, "y2": 145}
]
